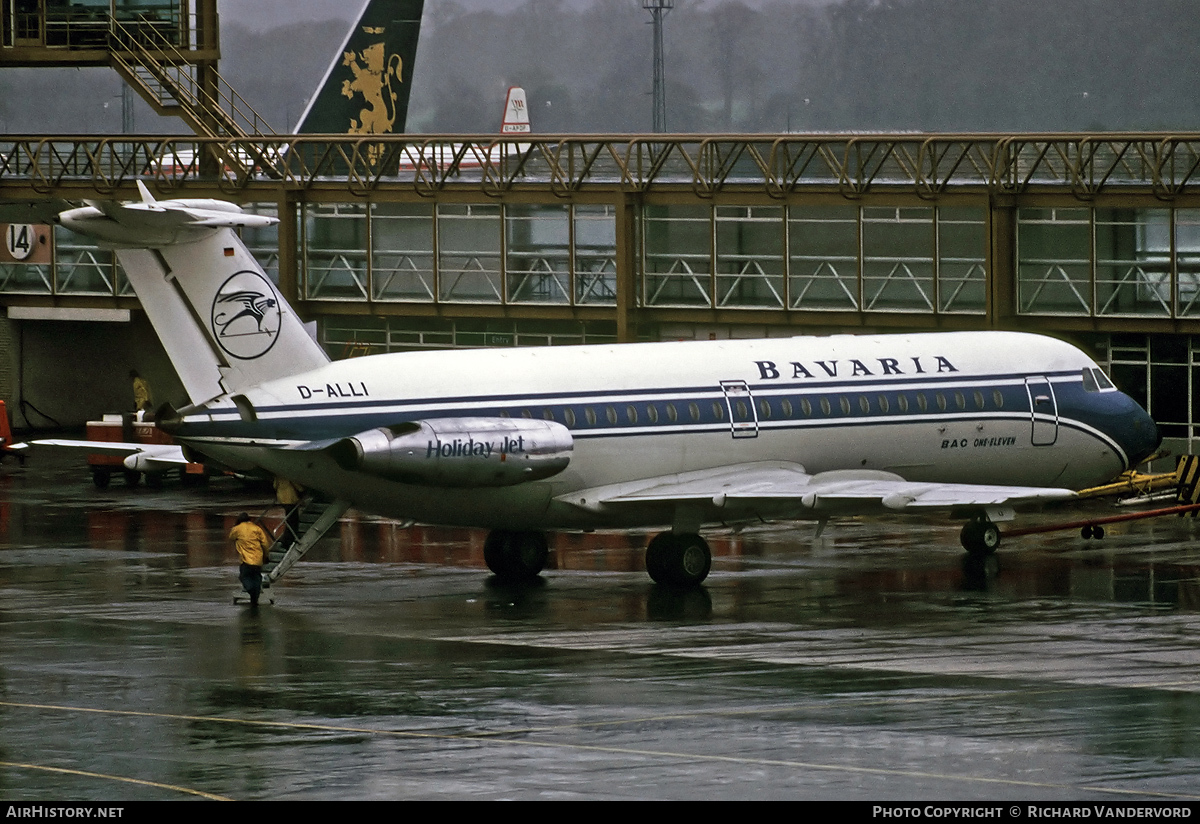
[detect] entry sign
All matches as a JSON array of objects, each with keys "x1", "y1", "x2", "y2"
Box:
[{"x1": 1, "y1": 224, "x2": 52, "y2": 264}]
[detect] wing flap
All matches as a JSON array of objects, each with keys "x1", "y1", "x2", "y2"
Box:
[{"x1": 556, "y1": 461, "x2": 1075, "y2": 515}]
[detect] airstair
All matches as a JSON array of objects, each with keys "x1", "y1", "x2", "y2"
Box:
[{"x1": 263, "y1": 496, "x2": 352, "y2": 588}]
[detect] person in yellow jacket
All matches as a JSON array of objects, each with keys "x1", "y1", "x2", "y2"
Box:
[
  {"x1": 273, "y1": 476, "x2": 304, "y2": 548},
  {"x1": 130, "y1": 370, "x2": 153, "y2": 419},
  {"x1": 229, "y1": 512, "x2": 271, "y2": 607}
]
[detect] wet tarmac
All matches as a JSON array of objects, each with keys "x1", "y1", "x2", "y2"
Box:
[{"x1": 1, "y1": 453, "x2": 1199, "y2": 800}]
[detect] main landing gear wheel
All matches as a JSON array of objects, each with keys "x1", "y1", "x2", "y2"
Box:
[
  {"x1": 960, "y1": 519, "x2": 1001, "y2": 556},
  {"x1": 645, "y1": 532, "x2": 712, "y2": 588},
  {"x1": 484, "y1": 530, "x2": 549, "y2": 582}
]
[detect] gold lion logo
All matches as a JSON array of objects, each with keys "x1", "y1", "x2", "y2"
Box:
[{"x1": 341, "y1": 27, "x2": 403, "y2": 165}]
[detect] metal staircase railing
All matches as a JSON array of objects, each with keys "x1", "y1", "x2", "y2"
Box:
[
  {"x1": 107, "y1": 13, "x2": 275, "y2": 138},
  {"x1": 263, "y1": 497, "x2": 352, "y2": 587},
  {"x1": 106, "y1": 13, "x2": 282, "y2": 178}
]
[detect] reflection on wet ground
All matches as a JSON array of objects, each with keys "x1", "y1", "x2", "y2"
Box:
[{"x1": 1, "y1": 454, "x2": 1199, "y2": 800}]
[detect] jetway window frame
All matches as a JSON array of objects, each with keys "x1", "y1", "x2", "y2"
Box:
[
  {"x1": 370, "y1": 202, "x2": 435, "y2": 302},
  {"x1": 936, "y1": 206, "x2": 987, "y2": 314},
  {"x1": 573, "y1": 204, "x2": 618, "y2": 305},
  {"x1": 437, "y1": 203, "x2": 503, "y2": 304},
  {"x1": 642, "y1": 203, "x2": 713, "y2": 308},
  {"x1": 300, "y1": 199, "x2": 618, "y2": 308},
  {"x1": 1174, "y1": 209, "x2": 1200, "y2": 317},
  {"x1": 644, "y1": 201, "x2": 986, "y2": 316},
  {"x1": 53, "y1": 224, "x2": 118, "y2": 296},
  {"x1": 505, "y1": 203, "x2": 571, "y2": 306},
  {"x1": 302, "y1": 201, "x2": 368, "y2": 302},
  {"x1": 788, "y1": 204, "x2": 859, "y2": 311},
  {"x1": 861, "y1": 206, "x2": 936, "y2": 313},
  {"x1": 715, "y1": 205, "x2": 785, "y2": 309},
  {"x1": 1019, "y1": 206, "x2": 1200, "y2": 320}
]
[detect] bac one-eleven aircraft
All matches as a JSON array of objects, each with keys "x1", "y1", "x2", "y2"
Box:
[{"x1": 56, "y1": 186, "x2": 1161, "y2": 587}]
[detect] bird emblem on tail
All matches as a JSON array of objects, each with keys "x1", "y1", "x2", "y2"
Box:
[{"x1": 210, "y1": 271, "x2": 283, "y2": 360}]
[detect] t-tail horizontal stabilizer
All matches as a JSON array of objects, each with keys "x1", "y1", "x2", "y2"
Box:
[{"x1": 57, "y1": 186, "x2": 329, "y2": 405}]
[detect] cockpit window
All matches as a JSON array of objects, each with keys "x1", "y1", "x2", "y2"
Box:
[{"x1": 1082, "y1": 367, "x2": 1116, "y2": 392}]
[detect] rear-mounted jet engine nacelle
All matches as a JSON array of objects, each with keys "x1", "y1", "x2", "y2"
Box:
[{"x1": 329, "y1": 417, "x2": 572, "y2": 487}]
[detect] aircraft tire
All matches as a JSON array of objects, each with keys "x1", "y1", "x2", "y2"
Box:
[
  {"x1": 646, "y1": 532, "x2": 711, "y2": 588},
  {"x1": 91, "y1": 468, "x2": 111, "y2": 489},
  {"x1": 960, "y1": 520, "x2": 1000, "y2": 556},
  {"x1": 483, "y1": 530, "x2": 548, "y2": 581},
  {"x1": 123, "y1": 469, "x2": 141, "y2": 488}
]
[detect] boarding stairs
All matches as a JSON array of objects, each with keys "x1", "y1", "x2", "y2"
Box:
[
  {"x1": 106, "y1": 14, "x2": 281, "y2": 177},
  {"x1": 262, "y1": 496, "x2": 352, "y2": 587}
]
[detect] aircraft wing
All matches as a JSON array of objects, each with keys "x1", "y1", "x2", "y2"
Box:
[
  {"x1": 556, "y1": 461, "x2": 1076, "y2": 516},
  {"x1": 18, "y1": 439, "x2": 191, "y2": 470}
]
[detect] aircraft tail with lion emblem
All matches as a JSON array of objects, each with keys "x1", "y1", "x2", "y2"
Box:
[{"x1": 295, "y1": 0, "x2": 425, "y2": 136}]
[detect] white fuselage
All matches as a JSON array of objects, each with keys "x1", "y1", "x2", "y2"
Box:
[{"x1": 173, "y1": 331, "x2": 1157, "y2": 532}]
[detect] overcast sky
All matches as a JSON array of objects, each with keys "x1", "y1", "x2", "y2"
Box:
[{"x1": 216, "y1": 0, "x2": 838, "y2": 31}]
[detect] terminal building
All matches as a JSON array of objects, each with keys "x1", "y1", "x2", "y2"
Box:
[{"x1": 2, "y1": 0, "x2": 1199, "y2": 463}]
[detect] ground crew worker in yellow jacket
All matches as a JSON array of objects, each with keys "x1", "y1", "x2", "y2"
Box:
[{"x1": 230, "y1": 513, "x2": 271, "y2": 607}]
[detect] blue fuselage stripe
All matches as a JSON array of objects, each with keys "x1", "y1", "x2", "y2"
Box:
[{"x1": 178, "y1": 374, "x2": 1135, "y2": 465}]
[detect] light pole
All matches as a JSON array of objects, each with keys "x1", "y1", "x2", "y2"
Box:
[{"x1": 643, "y1": 0, "x2": 673, "y2": 133}]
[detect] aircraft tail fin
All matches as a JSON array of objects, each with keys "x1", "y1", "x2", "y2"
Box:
[
  {"x1": 57, "y1": 192, "x2": 329, "y2": 406},
  {"x1": 501, "y1": 87, "x2": 530, "y2": 134},
  {"x1": 294, "y1": 0, "x2": 425, "y2": 135}
]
